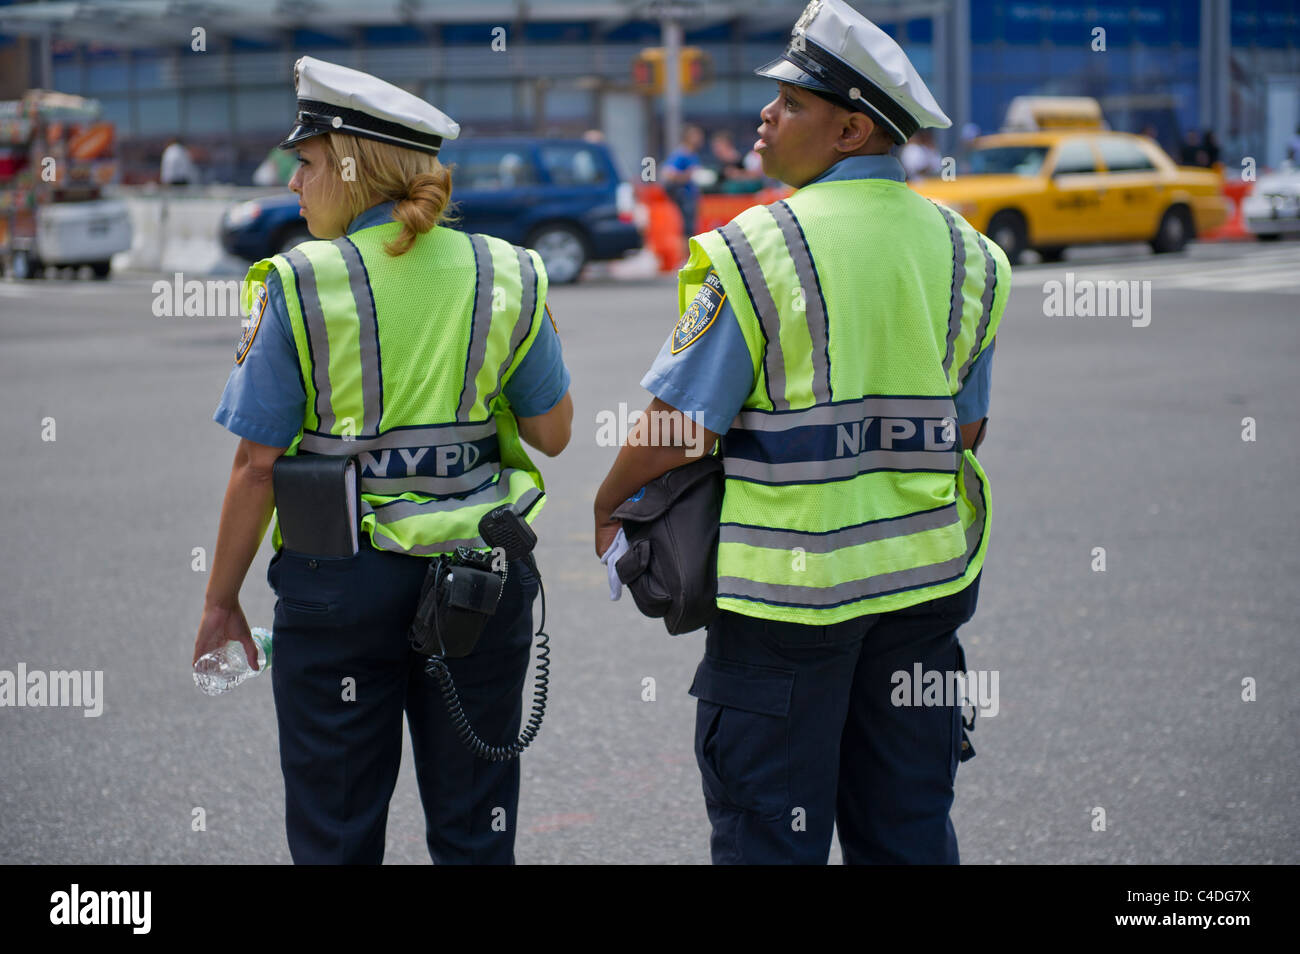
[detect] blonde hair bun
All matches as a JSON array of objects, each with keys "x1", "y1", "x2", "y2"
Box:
[{"x1": 322, "y1": 133, "x2": 455, "y2": 256}]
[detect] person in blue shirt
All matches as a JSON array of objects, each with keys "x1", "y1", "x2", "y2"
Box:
[
  {"x1": 663, "y1": 124, "x2": 705, "y2": 236},
  {"x1": 193, "y1": 56, "x2": 572, "y2": 866}
]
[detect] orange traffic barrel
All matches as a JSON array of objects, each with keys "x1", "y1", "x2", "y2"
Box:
[
  {"x1": 1202, "y1": 179, "x2": 1253, "y2": 241},
  {"x1": 637, "y1": 184, "x2": 686, "y2": 272}
]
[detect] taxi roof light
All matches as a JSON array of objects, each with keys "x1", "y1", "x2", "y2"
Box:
[{"x1": 1002, "y1": 96, "x2": 1107, "y2": 133}]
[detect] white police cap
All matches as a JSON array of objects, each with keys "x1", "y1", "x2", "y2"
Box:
[
  {"x1": 755, "y1": 0, "x2": 951, "y2": 145},
  {"x1": 279, "y1": 56, "x2": 459, "y2": 156}
]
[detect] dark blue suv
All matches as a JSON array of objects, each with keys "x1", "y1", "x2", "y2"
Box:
[{"x1": 220, "y1": 138, "x2": 642, "y2": 283}]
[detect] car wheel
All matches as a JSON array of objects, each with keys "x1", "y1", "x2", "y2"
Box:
[
  {"x1": 278, "y1": 226, "x2": 313, "y2": 254},
  {"x1": 987, "y1": 211, "x2": 1027, "y2": 265},
  {"x1": 1035, "y1": 245, "x2": 1066, "y2": 263},
  {"x1": 1151, "y1": 205, "x2": 1192, "y2": 254},
  {"x1": 90, "y1": 260, "x2": 112, "y2": 279},
  {"x1": 528, "y1": 223, "x2": 588, "y2": 284},
  {"x1": 1256, "y1": 232, "x2": 1282, "y2": 242}
]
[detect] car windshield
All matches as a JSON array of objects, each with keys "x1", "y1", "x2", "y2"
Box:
[{"x1": 969, "y1": 146, "x2": 1050, "y2": 176}]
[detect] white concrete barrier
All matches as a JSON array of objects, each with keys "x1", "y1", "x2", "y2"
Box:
[{"x1": 106, "y1": 185, "x2": 284, "y2": 275}]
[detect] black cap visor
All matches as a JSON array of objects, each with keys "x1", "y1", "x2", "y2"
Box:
[
  {"x1": 278, "y1": 121, "x2": 327, "y2": 151},
  {"x1": 754, "y1": 55, "x2": 838, "y2": 96}
]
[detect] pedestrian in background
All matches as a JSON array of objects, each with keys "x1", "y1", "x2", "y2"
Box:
[
  {"x1": 663, "y1": 124, "x2": 704, "y2": 235},
  {"x1": 707, "y1": 129, "x2": 760, "y2": 192},
  {"x1": 1180, "y1": 130, "x2": 1208, "y2": 167},
  {"x1": 1202, "y1": 129, "x2": 1221, "y2": 169},
  {"x1": 160, "y1": 138, "x2": 198, "y2": 185},
  {"x1": 900, "y1": 128, "x2": 943, "y2": 179}
]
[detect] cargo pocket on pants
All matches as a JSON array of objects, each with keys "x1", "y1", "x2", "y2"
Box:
[{"x1": 689, "y1": 656, "x2": 794, "y2": 823}]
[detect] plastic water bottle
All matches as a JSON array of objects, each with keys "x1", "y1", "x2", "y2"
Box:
[{"x1": 193, "y1": 627, "x2": 273, "y2": 695}]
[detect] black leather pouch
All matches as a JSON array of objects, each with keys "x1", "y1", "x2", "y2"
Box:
[
  {"x1": 272, "y1": 454, "x2": 359, "y2": 558},
  {"x1": 612, "y1": 454, "x2": 724, "y2": 635}
]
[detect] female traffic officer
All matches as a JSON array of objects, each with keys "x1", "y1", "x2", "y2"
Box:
[{"x1": 192, "y1": 56, "x2": 573, "y2": 865}]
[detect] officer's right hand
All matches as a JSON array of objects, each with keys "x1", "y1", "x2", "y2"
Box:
[
  {"x1": 594, "y1": 515, "x2": 622, "y2": 561},
  {"x1": 193, "y1": 601, "x2": 259, "y2": 672}
]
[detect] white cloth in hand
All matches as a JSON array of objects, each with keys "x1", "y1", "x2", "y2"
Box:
[{"x1": 599, "y1": 526, "x2": 629, "y2": 601}]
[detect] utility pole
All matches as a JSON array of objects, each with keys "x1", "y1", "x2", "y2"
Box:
[
  {"x1": 649, "y1": 0, "x2": 697, "y2": 155},
  {"x1": 660, "y1": 13, "x2": 681, "y2": 153}
]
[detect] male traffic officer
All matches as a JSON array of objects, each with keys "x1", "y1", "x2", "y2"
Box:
[{"x1": 594, "y1": 0, "x2": 1009, "y2": 864}]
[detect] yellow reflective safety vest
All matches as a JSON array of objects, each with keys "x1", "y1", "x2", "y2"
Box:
[
  {"x1": 679, "y1": 176, "x2": 1010, "y2": 624},
  {"x1": 243, "y1": 219, "x2": 549, "y2": 556}
]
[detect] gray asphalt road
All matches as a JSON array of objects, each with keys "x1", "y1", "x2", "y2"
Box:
[{"x1": 2, "y1": 239, "x2": 1298, "y2": 864}]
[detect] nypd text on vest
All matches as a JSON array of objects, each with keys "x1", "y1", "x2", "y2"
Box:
[
  {"x1": 356, "y1": 443, "x2": 483, "y2": 478},
  {"x1": 836, "y1": 415, "x2": 956, "y2": 456}
]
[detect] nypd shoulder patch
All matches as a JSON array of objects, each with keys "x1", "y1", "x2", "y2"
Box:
[
  {"x1": 672, "y1": 271, "x2": 726, "y2": 354},
  {"x1": 235, "y1": 283, "x2": 268, "y2": 365}
]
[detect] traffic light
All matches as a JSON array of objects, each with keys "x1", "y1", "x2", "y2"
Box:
[
  {"x1": 633, "y1": 47, "x2": 713, "y2": 95},
  {"x1": 679, "y1": 47, "x2": 711, "y2": 94},
  {"x1": 633, "y1": 48, "x2": 665, "y2": 94}
]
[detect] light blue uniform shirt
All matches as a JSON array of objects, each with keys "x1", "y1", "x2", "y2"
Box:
[
  {"x1": 641, "y1": 154, "x2": 995, "y2": 434},
  {"x1": 214, "y1": 201, "x2": 571, "y2": 447}
]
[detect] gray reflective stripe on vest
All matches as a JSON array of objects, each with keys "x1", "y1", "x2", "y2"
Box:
[
  {"x1": 362, "y1": 461, "x2": 498, "y2": 496},
  {"x1": 723, "y1": 450, "x2": 958, "y2": 484},
  {"x1": 955, "y1": 231, "x2": 998, "y2": 385},
  {"x1": 296, "y1": 421, "x2": 496, "y2": 454},
  {"x1": 719, "y1": 220, "x2": 788, "y2": 410},
  {"x1": 721, "y1": 501, "x2": 959, "y2": 553},
  {"x1": 717, "y1": 463, "x2": 987, "y2": 606},
  {"x1": 361, "y1": 482, "x2": 542, "y2": 555},
  {"x1": 284, "y1": 246, "x2": 335, "y2": 433},
  {"x1": 733, "y1": 396, "x2": 957, "y2": 433},
  {"x1": 770, "y1": 200, "x2": 831, "y2": 403},
  {"x1": 483, "y1": 245, "x2": 538, "y2": 409},
  {"x1": 335, "y1": 236, "x2": 383, "y2": 435},
  {"x1": 933, "y1": 203, "x2": 967, "y2": 379},
  {"x1": 456, "y1": 233, "x2": 496, "y2": 420},
  {"x1": 361, "y1": 480, "x2": 539, "y2": 524}
]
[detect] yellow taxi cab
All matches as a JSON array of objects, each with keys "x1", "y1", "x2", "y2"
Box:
[{"x1": 913, "y1": 99, "x2": 1227, "y2": 263}]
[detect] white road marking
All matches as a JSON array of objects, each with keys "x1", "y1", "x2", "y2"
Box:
[{"x1": 1010, "y1": 247, "x2": 1300, "y2": 295}]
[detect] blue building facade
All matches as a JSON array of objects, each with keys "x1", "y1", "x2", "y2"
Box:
[{"x1": 2, "y1": 0, "x2": 1297, "y2": 179}]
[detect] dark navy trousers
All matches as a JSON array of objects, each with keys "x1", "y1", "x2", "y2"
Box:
[
  {"x1": 267, "y1": 545, "x2": 538, "y2": 865},
  {"x1": 690, "y1": 575, "x2": 980, "y2": 865}
]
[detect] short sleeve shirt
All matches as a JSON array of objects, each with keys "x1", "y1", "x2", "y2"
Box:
[
  {"x1": 214, "y1": 201, "x2": 571, "y2": 446},
  {"x1": 640, "y1": 154, "x2": 995, "y2": 432}
]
